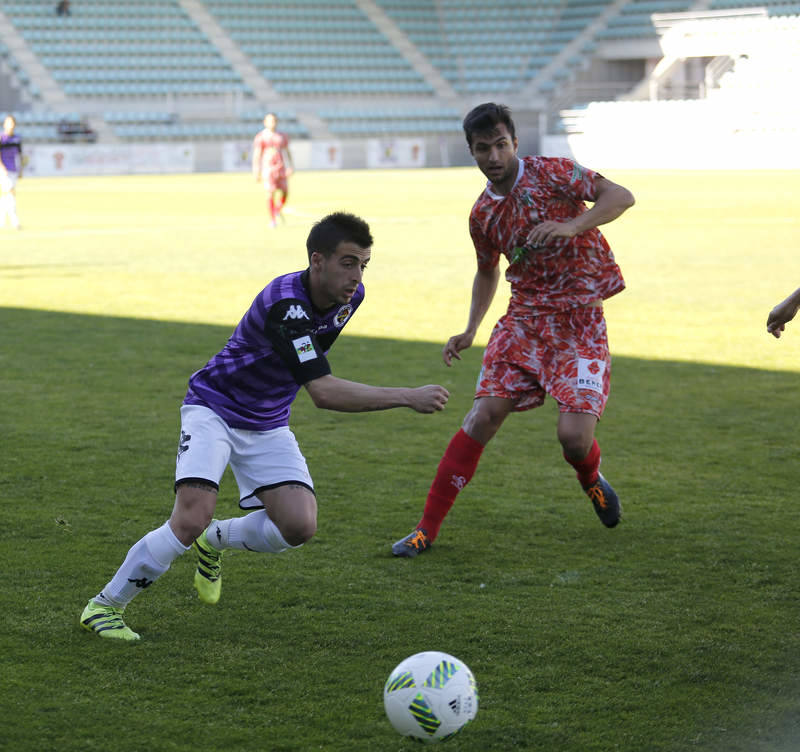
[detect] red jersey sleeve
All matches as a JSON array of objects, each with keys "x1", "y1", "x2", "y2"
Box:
[
  {"x1": 469, "y1": 203, "x2": 501, "y2": 272},
  {"x1": 540, "y1": 157, "x2": 601, "y2": 204}
]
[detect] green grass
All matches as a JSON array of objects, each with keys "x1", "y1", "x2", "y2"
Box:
[{"x1": 3, "y1": 168, "x2": 800, "y2": 751}]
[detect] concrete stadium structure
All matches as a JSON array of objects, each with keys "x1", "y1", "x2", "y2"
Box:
[{"x1": 0, "y1": 0, "x2": 797, "y2": 171}]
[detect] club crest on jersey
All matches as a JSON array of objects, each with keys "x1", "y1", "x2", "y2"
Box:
[
  {"x1": 292, "y1": 335, "x2": 318, "y2": 362},
  {"x1": 334, "y1": 304, "x2": 353, "y2": 328},
  {"x1": 283, "y1": 304, "x2": 310, "y2": 321}
]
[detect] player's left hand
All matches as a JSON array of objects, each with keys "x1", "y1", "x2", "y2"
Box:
[{"x1": 526, "y1": 220, "x2": 578, "y2": 248}]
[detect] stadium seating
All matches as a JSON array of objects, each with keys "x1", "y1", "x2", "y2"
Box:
[
  {"x1": 0, "y1": 40, "x2": 41, "y2": 103},
  {"x1": 2, "y1": 0, "x2": 251, "y2": 99},
  {"x1": 205, "y1": 1, "x2": 433, "y2": 96},
  {"x1": 105, "y1": 109, "x2": 309, "y2": 142},
  {"x1": 1, "y1": 0, "x2": 798, "y2": 148},
  {"x1": 4, "y1": 110, "x2": 88, "y2": 142},
  {"x1": 318, "y1": 107, "x2": 462, "y2": 136},
  {"x1": 711, "y1": 0, "x2": 800, "y2": 12},
  {"x1": 598, "y1": 0, "x2": 800, "y2": 41},
  {"x1": 376, "y1": 0, "x2": 572, "y2": 94},
  {"x1": 596, "y1": 0, "x2": 695, "y2": 41}
]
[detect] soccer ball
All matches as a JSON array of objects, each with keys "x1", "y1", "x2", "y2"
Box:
[{"x1": 383, "y1": 651, "x2": 478, "y2": 743}]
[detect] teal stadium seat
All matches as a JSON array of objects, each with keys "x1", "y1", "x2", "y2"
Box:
[
  {"x1": 3, "y1": 0, "x2": 247, "y2": 99},
  {"x1": 204, "y1": 0, "x2": 431, "y2": 96}
]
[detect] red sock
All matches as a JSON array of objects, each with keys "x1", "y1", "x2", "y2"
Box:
[
  {"x1": 418, "y1": 429, "x2": 484, "y2": 541},
  {"x1": 564, "y1": 438, "x2": 601, "y2": 488},
  {"x1": 268, "y1": 196, "x2": 276, "y2": 218}
]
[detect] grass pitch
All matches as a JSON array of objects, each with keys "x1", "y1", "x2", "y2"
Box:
[{"x1": 3, "y1": 167, "x2": 800, "y2": 751}]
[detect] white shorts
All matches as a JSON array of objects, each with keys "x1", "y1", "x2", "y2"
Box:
[
  {"x1": 176, "y1": 404, "x2": 313, "y2": 510},
  {"x1": 0, "y1": 173, "x2": 17, "y2": 192}
]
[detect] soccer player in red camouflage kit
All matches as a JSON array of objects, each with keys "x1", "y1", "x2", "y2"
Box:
[
  {"x1": 392, "y1": 103, "x2": 635, "y2": 558},
  {"x1": 252, "y1": 112, "x2": 294, "y2": 228}
]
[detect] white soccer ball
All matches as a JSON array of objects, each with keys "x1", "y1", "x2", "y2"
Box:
[{"x1": 383, "y1": 651, "x2": 478, "y2": 743}]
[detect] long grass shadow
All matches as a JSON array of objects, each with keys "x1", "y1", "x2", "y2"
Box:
[{"x1": 4, "y1": 307, "x2": 800, "y2": 752}]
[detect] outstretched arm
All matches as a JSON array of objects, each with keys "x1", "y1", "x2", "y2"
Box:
[
  {"x1": 304, "y1": 374, "x2": 449, "y2": 413},
  {"x1": 767, "y1": 288, "x2": 800, "y2": 338},
  {"x1": 442, "y1": 264, "x2": 500, "y2": 366}
]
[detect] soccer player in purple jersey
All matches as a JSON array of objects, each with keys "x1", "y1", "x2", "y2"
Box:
[
  {"x1": 0, "y1": 115, "x2": 23, "y2": 230},
  {"x1": 80, "y1": 212, "x2": 450, "y2": 641}
]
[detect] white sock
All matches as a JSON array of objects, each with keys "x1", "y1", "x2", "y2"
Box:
[
  {"x1": 95, "y1": 521, "x2": 189, "y2": 608},
  {"x1": 206, "y1": 511, "x2": 294, "y2": 553}
]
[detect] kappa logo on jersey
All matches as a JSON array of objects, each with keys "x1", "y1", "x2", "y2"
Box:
[
  {"x1": 334, "y1": 304, "x2": 353, "y2": 328},
  {"x1": 577, "y1": 357, "x2": 605, "y2": 394},
  {"x1": 292, "y1": 335, "x2": 318, "y2": 362},
  {"x1": 283, "y1": 304, "x2": 310, "y2": 321}
]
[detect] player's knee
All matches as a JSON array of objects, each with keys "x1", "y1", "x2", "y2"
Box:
[
  {"x1": 173, "y1": 482, "x2": 217, "y2": 543},
  {"x1": 557, "y1": 428, "x2": 593, "y2": 460},
  {"x1": 280, "y1": 517, "x2": 317, "y2": 547},
  {"x1": 170, "y1": 512, "x2": 212, "y2": 545},
  {"x1": 463, "y1": 403, "x2": 506, "y2": 443}
]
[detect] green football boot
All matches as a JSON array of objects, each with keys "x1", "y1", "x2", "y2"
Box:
[
  {"x1": 80, "y1": 599, "x2": 140, "y2": 641},
  {"x1": 193, "y1": 526, "x2": 223, "y2": 605}
]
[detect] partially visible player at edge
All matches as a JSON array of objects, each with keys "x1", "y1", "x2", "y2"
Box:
[
  {"x1": 767, "y1": 288, "x2": 800, "y2": 338},
  {"x1": 0, "y1": 115, "x2": 23, "y2": 230},
  {"x1": 392, "y1": 102, "x2": 635, "y2": 558},
  {"x1": 80, "y1": 212, "x2": 449, "y2": 641},
  {"x1": 252, "y1": 112, "x2": 294, "y2": 228}
]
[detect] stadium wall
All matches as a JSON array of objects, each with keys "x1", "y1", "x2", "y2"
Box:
[
  {"x1": 21, "y1": 135, "x2": 475, "y2": 176},
  {"x1": 19, "y1": 116, "x2": 543, "y2": 176},
  {"x1": 25, "y1": 126, "x2": 798, "y2": 175},
  {"x1": 541, "y1": 130, "x2": 800, "y2": 170}
]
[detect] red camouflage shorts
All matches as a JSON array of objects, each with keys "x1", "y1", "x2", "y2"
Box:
[
  {"x1": 264, "y1": 171, "x2": 288, "y2": 194},
  {"x1": 475, "y1": 305, "x2": 611, "y2": 418}
]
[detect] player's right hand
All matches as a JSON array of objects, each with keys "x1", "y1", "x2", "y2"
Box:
[
  {"x1": 767, "y1": 298, "x2": 800, "y2": 338},
  {"x1": 443, "y1": 333, "x2": 474, "y2": 367},
  {"x1": 409, "y1": 385, "x2": 450, "y2": 413}
]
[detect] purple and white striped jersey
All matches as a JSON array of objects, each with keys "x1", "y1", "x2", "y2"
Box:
[{"x1": 184, "y1": 269, "x2": 364, "y2": 431}]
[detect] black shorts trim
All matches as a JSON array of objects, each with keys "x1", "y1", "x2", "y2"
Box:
[
  {"x1": 174, "y1": 477, "x2": 220, "y2": 494},
  {"x1": 239, "y1": 480, "x2": 316, "y2": 510}
]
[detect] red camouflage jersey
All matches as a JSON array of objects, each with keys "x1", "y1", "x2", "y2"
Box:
[
  {"x1": 253, "y1": 129, "x2": 289, "y2": 179},
  {"x1": 469, "y1": 155, "x2": 625, "y2": 314}
]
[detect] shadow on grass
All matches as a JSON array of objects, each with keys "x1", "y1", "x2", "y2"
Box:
[{"x1": 4, "y1": 307, "x2": 800, "y2": 752}]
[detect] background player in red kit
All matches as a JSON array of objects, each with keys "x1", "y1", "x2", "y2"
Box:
[
  {"x1": 252, "y1": 112, "x2": 294, "y2": 227},
  {"x1": 392, "y1": 102, "x2": 635, "y2": 558}
]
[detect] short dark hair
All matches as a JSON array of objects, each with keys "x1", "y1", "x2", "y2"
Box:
[
  {"x1": 462, "y1": 103, "x2": 516, "y2": 149},
  {"x1": 306, "y1": 212, "x2": 373, "y2": 260}
]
